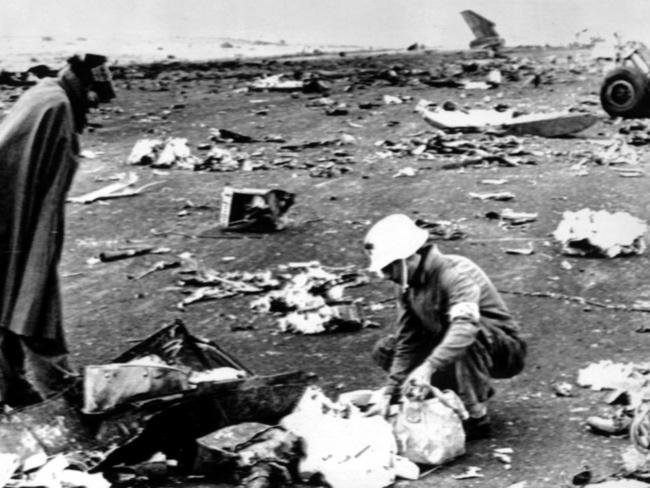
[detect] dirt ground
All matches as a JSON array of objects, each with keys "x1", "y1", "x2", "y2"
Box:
[{"x1": 4, "y1": 46, "x2": 650, "y2": 487}]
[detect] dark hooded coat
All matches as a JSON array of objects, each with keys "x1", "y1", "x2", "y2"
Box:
[{"x1": 0, "y1": 75, "x2": 85, "y2": 350}]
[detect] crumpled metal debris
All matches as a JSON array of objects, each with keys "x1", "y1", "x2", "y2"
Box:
[
  {"x1": 220, "y1": 188, "x2": 295, "y2": 232},
  {"x1": 0, "y1": 320, "x2": 311, "y2": 485},
  {"x1": 195, "y1": 422, "x2": 301, "y2": 487},
  {"x1": 83, "y1": 355, "x2": 192, "y2": 414},
  {"x1": 553, "y1": 209, "x2": 647, "y2": 257},
  {"x1": 249, "y1": 262, "x2": 368, "y2": 334}
]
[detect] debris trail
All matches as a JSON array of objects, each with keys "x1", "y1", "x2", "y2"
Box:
[{"x1": 499, "y1": 289, "x2": 650, "y2": 313}]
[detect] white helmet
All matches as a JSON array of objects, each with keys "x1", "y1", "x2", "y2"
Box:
[{"x1": 364, "y1": 214, "x2": 429, "y2": 273}]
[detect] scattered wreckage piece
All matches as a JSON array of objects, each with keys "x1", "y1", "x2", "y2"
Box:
[
  {"x1": 1, "y1": 320, "x2": 313, "y2": 479},
  {"x1": 250, "y1": 263, "x2": 369, "y2": 335},
  {"x1": 553, "y1": 209, "x2": 647, "y2": 257},
  {"x1": 83, "y1": 359, "x2": 193, "y2": 415},
  {"x1": 486, "y1": 208, "x2": 538, "y2": 226},
  {"x1": 127, "y1": 138, "x2": 163, "y2": 165},
  {"x1": 248, "y1": 74, "x2": 328, "y2": 94},
  {"x1": 98, "y1": 246, "x2": 169, "y2": 263},
  {"x1": 0, "y1": 390, "x2": 104, "y2": 473},
  {"x1": 418, "y1": 106, "x2": 599, "y2": 138},
  {"x1": 11, "y1": 454, "x2": 111, "y2": 488},
  {"x1": 210, "y1": 128, "x2": 259, "y2": 143},
  {"x1": 67, "y1": 172, "x2": 164, "y2": 204},
  {"x1": 577, "y1": 360, "x2": 648, "y2": 393},
  {"x1": 460, "y1": 10, "x2": 504, "y2": 51},
  {"x1": 194, "y1": 422, "x2": 301, "y2": 486},
  {"x1": 176, "y1": 258, "x2": 280, "y2": 309},
  {"x1": 277, "y1": 303, "x2": 364, "y2": 335},
  {"x1": 378, "y1": 130, "x2": 538, "y2": 169},
  {"x1": 127, "y1": 138, "x2": 199, "y2": 169},
  {"x1": 128, "y1": 260, "x2": 181, "y2": 280},
  {"x1": 220, "y1": 186, "x2": 296, "y2": 232},
  {"x1": 590, "y1": 137, "x2": 641, "y2": 166},
  {"x1": 98, "y1": 370, "x2": 315, "y2": 471},
  {"x1": 469, "y1": 191, "x2": 515, "y2": 201},
  {"x1": 504, "y1": 242, "x2": 535, "y2": 255},
  {"x1": 197, "y1": 146, "x2": 250, "y2": 172},
  {"x1": 248, "y1": 74, "x2": 303, "y2": 92},
  {"x1": 154, "y1": 137, "x2": 200, "y2": 169},
  {"x1": 414, "y1": 218, "x2": 467, "y2": 240}
]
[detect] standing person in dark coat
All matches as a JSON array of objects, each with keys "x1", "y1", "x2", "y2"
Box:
[
  {"x1": 363, "y1": 214, "x2": 527, "y2": 439},
  {"x1": 0, "y1": 54, "x2": 115, "y2": 408}
]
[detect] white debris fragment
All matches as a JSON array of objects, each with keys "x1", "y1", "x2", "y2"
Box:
[
  {"x1": 21, "y1": 454, "x2": 69, "y2": 488},
  {"x1": 394, "y1": 455, "x2": 420, "y2": 480},
  {"x1": 393, "y1": 167, "x2": 417, "y2": 177},
  {"x1": 507, "y1": 482, "x2": 527, "y2": 488},
  {"x1": 127, "y1": 138, "x2": 163, "y2": 165},
  {"x1": 577, "y1": 360, "x2": 648, "y2": 392},
  {"x1": 249, "y1": 74, "x2": 303, "y2": 91},
  {"x1": 60, "y1": 470, "x2": 111, "y2": 488},
  {"x1": 493, "y1": 452, "x2": 512, "y2": 464},
  {"x1": 278, "y1": 309, "x2": 333, "y2": 334},
  {"x1": 383, "y1": 94, "x2": 403, "y2": 105},
  {"x1": 469, "y1": 191, "x2": 515, "y2": 201},
  {"x1": 553, "y1": 208, "x2": 647, "y2": 258},
  {"x1": 0, "y1": 454, "x2": 20, "y2": 488},
  {"x1": 339, "y1": 133, "x2": 356, "y2": 145},
  {"x1": 154, "y1": 137, "x2": 199, "y2": 169},
  {"x1": 80, "y1": 149, "x2": 99, "y2": 159},
  {"x1": 487, "y1": 69, "x2": 502, "y2": 85},
  {"x1": 595, "y1": 137, "x2": 640, "y2": 166},
  {"x1": 189, "y1": 367, "x2": 246, "y2": 383},
  {"x1": 453, "y1": 466, "x2": 484, "y2": 479}
]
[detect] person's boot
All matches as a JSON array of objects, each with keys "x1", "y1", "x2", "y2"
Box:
[
  {"x1": 464, "y1": 415, "x2": 492, "y2": 440},
  {"x1": 586, "y1": 414, "x2": 632, "y2": 436},
  {"x1": 5, "y1": 380, "x2": 43, "y2": 409}
]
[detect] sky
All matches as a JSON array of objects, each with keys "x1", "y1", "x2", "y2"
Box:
[{"x1": 1, "y1": 0, "x2": 649, "y2": 50}]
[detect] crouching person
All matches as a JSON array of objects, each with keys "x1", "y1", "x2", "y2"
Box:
[{"x1": 363, "y1": 214, "x2": 526, "y2": 439}]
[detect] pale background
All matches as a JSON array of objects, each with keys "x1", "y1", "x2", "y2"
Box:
[{"x1": 0, "y1": 0, "x2": 646, "y2": 67}]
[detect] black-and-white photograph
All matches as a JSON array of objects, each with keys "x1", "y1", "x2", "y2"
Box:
[{"x1": 1, "y1": 1, "x2": 650, "y2": 487}]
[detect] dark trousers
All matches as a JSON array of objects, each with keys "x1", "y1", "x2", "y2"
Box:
[
  {"x1": 372, "y1": 324, "x2": 526, "y2": 409},
  {"x1": 0, "y1": 329, "x2": 73, "y2": 408}
]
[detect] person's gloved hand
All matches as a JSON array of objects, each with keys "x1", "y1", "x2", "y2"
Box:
[
  {"x1": 364, "y1": 387, "x2": 392, "y2": 418},
  {"x1": 402, "y1": 362, "x2": 436, "y2": 400}
]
